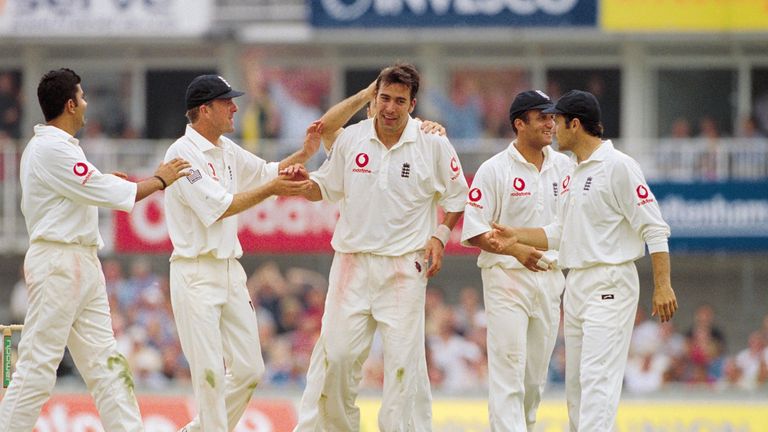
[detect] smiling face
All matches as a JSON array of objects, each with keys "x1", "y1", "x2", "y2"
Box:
[
  {"x1": 374, "y1": 82, "x2": 416, "y2": 139},
  {"x1": 515, "y1": 109, "x2": 555, "y2": 149}
]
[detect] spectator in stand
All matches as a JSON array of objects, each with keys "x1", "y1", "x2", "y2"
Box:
[
  {"x1": 658, "y1": 321, "x2": 687, "y2": 382},
  {"x1": 685, "y1": 326, "x2": 723, "y2": 384},
  {"x1": 452, "y1": 286, "x2": 485, "y2": 336},
  {"x1": 248, "y1": 260, "x2": 289, "y2": 324},
  {"x1": 239, "y1": 59, "x2": 280, "y2": 153},
  {"x1": 428, "y1": 76, "x2": 483, "y2": 147},
  {"x1": 102, "y1": 259, "x2": 128, "y2": 311},
  {"x1": 125, "y1": 326, "x2": 166, "y2": 390},
  {"x1": 723, "y1": 331, "x2": 766, "y2": 390},
  {"x1": 696, "y1": 115, "x2": 722, "y2": 180},
  {"x1": 276, "y1": 295, "x2": 303, "y2": 335},
  {"x1": 625, "y1": 310, "x2": 670, "y2": 394},
  {"x1": 0, "y1": 71, "x2": 21, "y2": 139},
  {"x1": 269, "y1": 70, "x2": 326, "y2": 145},
  {"x1": 121, "y1": 257, "x2": 160, "y2": 312},
  {"x1": 669, "y1": 117, "x2": 692, "y2": 138},
  {"x1": 427, "y1": 306, "x2": 484, "y2": 394},
  {"x1": 624, "y1": 342, "x2": 670, "y2": 394},
  {"x1": 630, "y1": 307, "x2": 660, "y2": 358},
  {"x1": 686, "y1": 304, "x2": 726, "y2": 355},
  {"x1": 737, "y1": 114, "x2": 765, "y2": 138}
]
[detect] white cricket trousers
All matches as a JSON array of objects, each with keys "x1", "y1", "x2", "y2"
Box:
[
  {"x1": 294, "y1": 251, "x2": 431, "y2": 432},
  {"x1": 564, "y1": 261, "x2": 639, "y2": 432},
  {"x1": 0, "y1": 241, "x2": 143, "y2": 432},
  {"x1": 482, "y1": 266, "x2": 564, "y2": 432},
  {"x1": 170, "y1": 256, "x2": 265, "y2": 432}
]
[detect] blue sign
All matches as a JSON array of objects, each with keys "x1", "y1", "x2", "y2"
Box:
[
  {"x1": 309, "y1": 0, "x2": 597, "y2": 28},
  {"x1": 651, "y1": 181, "x2": 768, "y2": 252}
]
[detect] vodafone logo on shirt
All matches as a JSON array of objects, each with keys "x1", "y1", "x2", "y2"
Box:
[
  {"x1": 353, "y1": 153, "x2": 372, "y2": 173},
  {"x1": 636, "y1": 184, "x2": 655, "y2": 206},
  {"x1": 468, "y1": 187, "x2": 483, "y2": 209},
  {"x1": 73, "y1": 162, "x2": 94, "y2": 185},
  {"x1": 450, "y1": 157, "x2": 459, "y2": 172},
  {"x1": 450, "y1": 156, "x2": 463, "y2": 180},
  {"x1": 511, "y1": 177, "x2": 531, "y2": 197},
  {"x1": 561, "y1": 175, "x2": 571, "y2": 194},
  {"x1": 513, "y1": 178, "x2": 525, "y2": 191},
  {"x1": 73, "y1": 162, "x2": 88, "y2": 176}
]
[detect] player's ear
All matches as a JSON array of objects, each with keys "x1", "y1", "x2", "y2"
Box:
[
  {"x1": 571, "y1": 117, "x2": 581, "y2": 130},
  {"x1": 408, "y1": 97, "x2": 417, "y2": 113}
]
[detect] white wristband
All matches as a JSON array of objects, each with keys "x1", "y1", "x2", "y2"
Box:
[{"x1": 432, "y1": 224, "x2": 451, "y2": 247}]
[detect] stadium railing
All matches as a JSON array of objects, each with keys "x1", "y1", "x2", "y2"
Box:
[{"x1": 1, "y1": 137, "x2": 766, "y2": 254}]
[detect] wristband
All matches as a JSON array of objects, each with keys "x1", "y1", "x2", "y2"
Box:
[
  {"x1": 154, "y1": 175, "x2": 167, "y2": 190},
  {"x1": 432, "y1": 224, "x2": 451, "y2": 246}
]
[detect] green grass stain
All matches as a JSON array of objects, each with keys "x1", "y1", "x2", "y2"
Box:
[
  {"x1": 107, "y1": 353, "x2": 135, "y2": 393},
  {"x1": 205, "y1": 369, "x2": 216, "y2": 388},
  {"x1": 396, "y1": 367, "x2": 405, "y2": 383}
]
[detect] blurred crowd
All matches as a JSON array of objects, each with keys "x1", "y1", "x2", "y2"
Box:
[
  {"x1": 626, "y1": 304, "x2": 768, "y2": 393},
  {"x1": 660, "y1": 114, "x2": 768, "y2": 181},
  {"x1": 7, "y1": 259, "x2": 768, "y2": 394}
]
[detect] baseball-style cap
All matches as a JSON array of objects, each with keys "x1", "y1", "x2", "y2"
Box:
[
  {"x1": 543, "y1": 89, "x2": 601, "y2": 123},
  {"x1": 185, "y1": 75, "x2": 244, "y2": 110},
  {"x1": 509, "y1": 90, "x2": 554, "y2": 122}
]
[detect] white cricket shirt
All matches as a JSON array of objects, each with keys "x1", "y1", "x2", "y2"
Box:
[
  {"x1": 310, "y1": 117, "x2": 469, "y2": 256},
  {"x1": 164, "y1": 125, "x2": 278, "y2": 260},
  {"x1": 544, "y1": 140, "x2": 670, "y2": 269},
  {"x1": 461, "y1": 142, "x2": 574, "y2": 269},
  {"x1": 20, "y1": 124, "x2": 136, "y2": 247}
]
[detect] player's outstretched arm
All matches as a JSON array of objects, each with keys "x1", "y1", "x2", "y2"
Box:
[
  {"x1": 278, "y1": 121, "x2": 323, "y2": 169},
  {"x1": 217, "y1": 174, "x2": 312, "y2": 220},
  {"x1": 135, "y1": 157, "x2": 191, "y2": 202},
  {"x1": 650, "y1": 251, "x2": 677, "y2": 323},
  {"x1": 468, "y1": 233, "x2": 550, "y2": 272},
  {"x1": 320, "y1": 80, "x2": 377, "y2": 149},
  {"x1": 488, "y1": 222, "x2": 548, "y2": 252}
]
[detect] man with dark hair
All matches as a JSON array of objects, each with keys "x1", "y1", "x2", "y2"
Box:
[
  {"x1": 489, "y1": 89, "x2": 677, "y2": 431},
  {"x1": 0, "y1": 68, "x2": 190, "y2": 432},
  {"x1": 163, "y1": 74, "x2": 320, "y2": 432},
  {"x1": 292, "y1": 63, "x2": 469, "y2": 431},
  {"x1": 461, "y1": 90, "x2": 573, "y2": 431}
]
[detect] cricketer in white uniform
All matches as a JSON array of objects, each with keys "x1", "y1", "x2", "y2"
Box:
[
  {"x1": 491, "y1": 90, "x2": 678, "y2": 432},
  {"x1": 163, "y1": 74, "x2": 319, "y2": 432},
  {"x1": 1, "y1": 68, "x2": 190, "y2": 432},
  {"x1": 461, "y1": 90, "x2": 573, "y2": 432},
  {"x1": 304, "y1": 80, "x2": 447, "y2": 432},
  {"x1": 293, "y1": 64, "x2": 469, "y2": 432}
]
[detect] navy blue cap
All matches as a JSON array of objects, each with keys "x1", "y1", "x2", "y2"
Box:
[
  {"x1": 185, "y1": 75, "x2": 244, "y2": 110},
  {"x1": 543, "y1": 89, "x2": 601, "y2": 123},
  {"x1": 509, "y1": 90, "x2": 554, "y2": 123}
]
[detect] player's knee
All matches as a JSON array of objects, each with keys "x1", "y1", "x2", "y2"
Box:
[
  {"x1": 323, "y1": 344, "x2": 357, "y2": 368},
  {"x1": 231, "y1": 359, "x2": 265, "y2": 385}
]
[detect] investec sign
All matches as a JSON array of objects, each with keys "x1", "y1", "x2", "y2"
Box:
[{"x1": 310, "y1": 0, "x2": 597, "y2": 27}]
